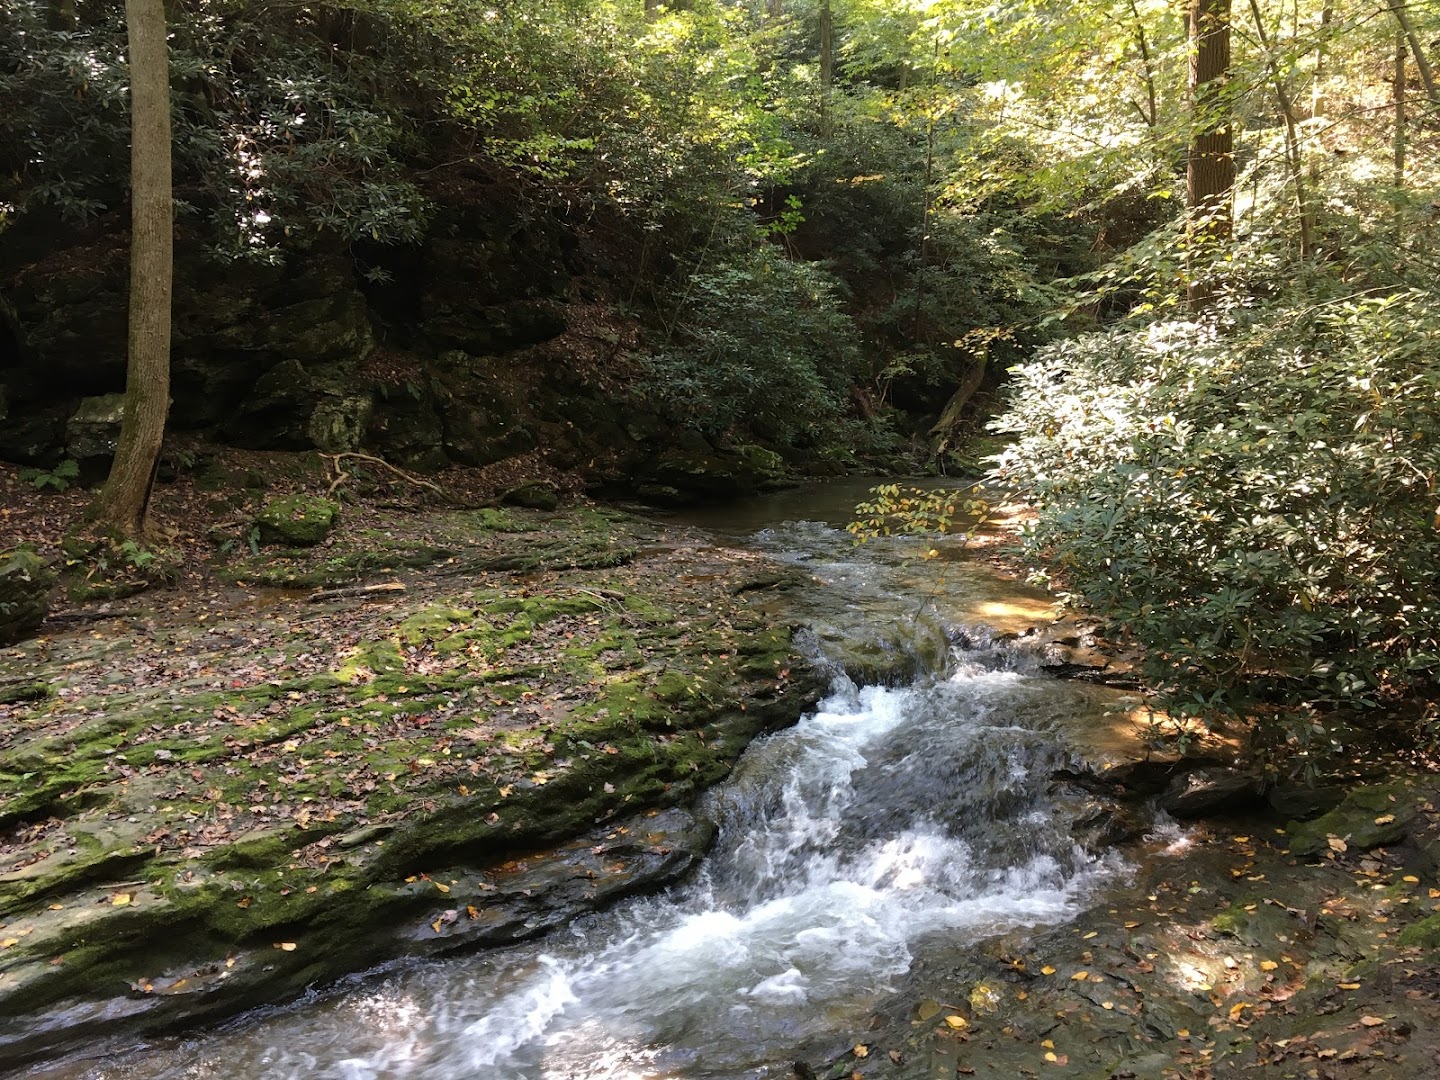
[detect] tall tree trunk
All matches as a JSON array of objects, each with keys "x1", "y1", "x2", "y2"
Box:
[
  {"x1": 818, "y1": 0, "x2": 834, "y2": 137},
  {"x1": 1394, "y1": 33, "x2": 1407, "y2": 211},
  {"x1": 765, "y1": 0, "x2": 782, "y2": 16},
  {"x1": 87, "y1": 0, "x2": 172, "y2": 538},
  {"x1": 1186, "y1": 0, "x2": 1234, "y2": 310},
  {"x1": 1387, "y1": 1, "x2": 1439, "y2": 105},
  {"x1": 1127, "y1": 0, "x2": 1160, "y2": 128},
  {"x1": 1247, "y1": 0, "x2": 1315, "y2": 259}
]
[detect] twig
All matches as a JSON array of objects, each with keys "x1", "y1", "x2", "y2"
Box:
[
  {"x1": 320, "y1": 452, "x2": 446, "y2": 498},
  {"x1": 307, "y1": 581, "x2": 407, "y2": 603}
]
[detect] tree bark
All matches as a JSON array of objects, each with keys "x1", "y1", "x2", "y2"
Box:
[
  {"x1": 87, "y1": 0, "x2": 172, "y2": 537},
  {"x1": 1387, "y1": 1, "x2": 1438, "y2": 106},
  {"x1": 818, "y1": 0, "x2": 834, "y2": 137},
  {"x1": 1246, "y1": 0, "x2": 1314, "y2": 259},
  {"x1": 1186, "y1": 0, "x2": 1234, "y2": 310},
  {"x1": 1127, "y1": 0, "x2": 1159, "y2": 128}
]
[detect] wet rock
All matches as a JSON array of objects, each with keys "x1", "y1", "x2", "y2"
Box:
[
  {"x1": 253, "y1": 494, "x2": 340, "y2": 547},
  {"x1": 1286, "y1": 783, "x2": 1417, "y2": 856},
  {"x1": 501, "y1": 480, "x2": 561, "y2": 511},
  {"x1": 819, "y1": 617, "x2": 953, "y2": 686},
  {"x1": 1158, "y1": 766, "x2": 1264, "y2": 818},
  {"x1": 1267, "y1": 780, "x2": 1347, "y2": 820},
  {"x1": 64, "y1": 392, "x2": 127, "y2": 462},
  {"x1": 0, "y1": 546, "x2": 54, "y2": 644}
]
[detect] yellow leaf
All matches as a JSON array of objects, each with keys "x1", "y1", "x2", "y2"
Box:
[
  {"x1": 1260, "y1": 960, "x2": 1279, "y2": 971},
  {"x1": 1327, "y1": 836, "x2": 1348, "y2": 853},
  {"x1": 499, "y1": 785, "x2": 513, "y2": 798},
  {"x1": 1360, "y1": 1015, "x2": 1385, "y2": 1027},
  {"x1": 943, "y1": 1015, "x2": 969, "y2": 1030},
  {"x1": 1177, "y1": 1029, "x2": 1190, "y2": 1038},
  {"x1": 1071, "y1": 971, "x2": 1088, "y2": 981},
  {"x1": 1041, "y1": 965, "x2": 1057, "y2": 975},
  {"x1": 111, "y1": 893, "x2": 132, "y2": 907},
  {"x1": 852, "y1": 1044, "x2": 869, "y2": 1058},
  {"x1": 1374, "y1": 814, "x2": 1395, "y2": 825},
  {"x1": 1402, "y1": 875, "x2": 1420, "y2": 883},
  {"x1": 0, "y1": 938, "x2": 18, "y2": 949},
  {"x1": 1102, "y1": 1001, "x2": 1114, "y2": 1010},
  {"x1": 466, "y1": 905, "x2": 480, "y2": 919},
  {"x1": 1123, "y1": 921, "x2": 1140, "y2": 929},
  {"x1": 1229, "y1": 1002, "x2": 1251, "y2": 1021},
  {"x1": 1082, "y1": 931, "x2": 1098, "y2": 940},
  {"x1": 434, "y1": 882, "x2": 450, "y2": 894},
  {"x1": 1044, "y1": 1052, "x2": 1058, "y2": 1063},
  {"x1": 274, "y1": 942, "x2": 297, "y2": 952},
  {"x1": 1338, "y1": 982, "x2": 1361, "y2": 990},
  {"x1": 1041, "y1": 1040, "x2": 1054, "y2": 1049}
]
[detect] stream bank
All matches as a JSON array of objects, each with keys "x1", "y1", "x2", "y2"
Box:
[{"x1": 0, "y1": 502, "x2": 826, "y2": 1069}]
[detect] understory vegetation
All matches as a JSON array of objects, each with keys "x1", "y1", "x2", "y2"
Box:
[{"x1": 2, "y1": 0, "x2": 1439, "y2": 756}]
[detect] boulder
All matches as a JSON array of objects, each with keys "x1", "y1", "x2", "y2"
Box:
[
  {"x1": 254, "y1": 495, "x2": 340, "y2": 547},
  {"x1": 65, "y1": 393, "x2": 128, "y2": 461},
  {"x1": 0, "y1": 546, "x2": 54, "y2": 644},
  {"x1": 1158, "y1": 767, "x2": 1264, "y2": 818},
  {"x1": 501, "y1": 481, "x2": 560, "y2": 511},
  {"x1": 1286, "y1": 783, "x2": 1417, "y2": 856}
]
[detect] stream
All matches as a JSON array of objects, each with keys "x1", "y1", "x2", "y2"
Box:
[{"x1": 79, "y1": 482, "x2": 1150, "y2": 1080}]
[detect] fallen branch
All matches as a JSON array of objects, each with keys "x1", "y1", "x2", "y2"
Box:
[
  {"x1": 321, "y1": 452, "x2": 446, "y2": 499},
  {"x1": 308, "y1": 581, "x2": 407, "y2": 603}
]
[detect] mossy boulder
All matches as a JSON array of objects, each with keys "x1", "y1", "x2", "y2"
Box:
[
  {"x1": 1286, "y1": 783, "x2": 1417, "y2": 856},
  {"x1": 0, "y1": 545, "x2": 54, "y2": 644},
  {"x1": 501, "y1": 481, "x2": 560, "y2": 511},
  {"x1": 253, "y1": 494, "x2": 340, "y2": 547}
]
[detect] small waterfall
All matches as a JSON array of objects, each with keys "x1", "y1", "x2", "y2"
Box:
[{"x1": 95, "y1": 509, "x2": 1132, "y2": 1080}]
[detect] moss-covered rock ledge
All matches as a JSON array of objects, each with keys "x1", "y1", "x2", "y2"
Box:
[{"x1": 0, "y1": 505, "x2": 824, "y2": 1069}]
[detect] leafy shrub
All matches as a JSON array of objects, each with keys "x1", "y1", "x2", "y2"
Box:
[
  {"x1": 991, "y1": 290, "x2": 1440, "y2": 752},
  {"x1": 641, "y1": 245, "x2": 864, "y2": 447}
]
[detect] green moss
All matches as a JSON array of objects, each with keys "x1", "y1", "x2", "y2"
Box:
[
  {"x1": 254, "y1": 494, "x2": 340, "y2": 547},
  {"x1": 1397, "y1": 913, "x2": 1440, "y2": 950}
]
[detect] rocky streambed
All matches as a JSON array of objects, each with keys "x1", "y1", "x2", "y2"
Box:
[
  {"x1": 0, "y1": 505, "x2": 827, "y2": 1070},
  {"x1": 7, "y1": 487, "x2": 1440, "y2": 1080}
]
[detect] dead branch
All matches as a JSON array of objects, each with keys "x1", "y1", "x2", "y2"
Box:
[
  {"x1": 307, "y1": 581, "x2": 407, "y2": 603},
  {"x1": 321, "y1": 452, "x2": 446, "y2": 499}
]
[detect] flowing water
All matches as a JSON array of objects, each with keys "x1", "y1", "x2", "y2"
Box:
[{"x1": 83, "y1": 482, "x2": 1141, "y2": 1080}]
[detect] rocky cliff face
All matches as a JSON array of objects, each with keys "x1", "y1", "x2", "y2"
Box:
[{"x1": 0, "y1": 188, "x2": 792, "y2": 502}]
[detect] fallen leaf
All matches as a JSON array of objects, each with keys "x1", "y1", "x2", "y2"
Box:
[
  {"x1": 434, "y1": 882, "x2": 450, "y2": 894},
  {"x1": 111, "y1": 893, "x2": 132, "y2": 907},
  {"x1": 944, "y1": 1015, "x2": 969, "y2": 1030},
  {"x1": 1260, "y1": 960, "x2": 1279, "y2": 971},
  {"x1": 274, "y1": 942, "x2": 297, "y2": 952},
  {"x1": 1359, "y1": 1015, "x2": 1385, "y2": 1027},
  {"x1": 1041, "y1": 965, "x2": 1057, "y2": 976},
  {"x1": 852, "y1": 1044, "x2": 869, "y2": 1058},
  {"x1": 1071, "y1": 971, "x2": 1088, "y2": 981},
  {"x1": 1374, "y1": 814, "x2": 1395, "y2": 825},
  {"x1": 1328, "y1": 836, "x2": 1348, "y2": 853},
  {"x1": 1338, "y1": 982, "x2": 1362, "y2": 990}
]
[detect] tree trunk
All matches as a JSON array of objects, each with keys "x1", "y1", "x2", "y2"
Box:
[
  {"x1": 1247, "y1": 0, "x2": 1314, "y2": 259},
  {"x1": 1388, "y1": 1, "x2": 1438, "y2": 106},
  {"x1": 1394, "y1": 34, "x2": 1407, "y2": 199},
  {"x1": 1127, "y1": 0, "x2": 1159, "y2": 128},
  {"x1": 818, "y1": 0, "x2": 834, "y2": 137},
  {"x1": 87, "y1": 0, "x2": 172, "y2": 538},
  {"x1": 765, "y1": 0, "x2": 782, "y2": 16},
  {"x1": 1186, "y1": 0, "x2": 1234, "y2": 310}
]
